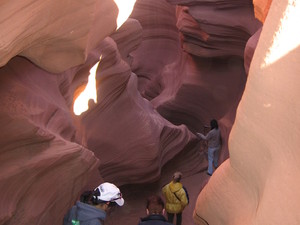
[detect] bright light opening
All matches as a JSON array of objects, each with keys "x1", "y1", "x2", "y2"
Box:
[
  {"x1": 263, "y1": 1, "x2": 300, "y2": 67},
  {"x1": 73, "y1": 57, "x2": 101, "y2": 116},
  {"x1": 114, "y1": 0, "x2": 136, "y2": 29}
]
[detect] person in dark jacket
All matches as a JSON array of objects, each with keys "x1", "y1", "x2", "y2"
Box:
[
  {"x1": 63, "y1": 182, "x2": 124, "y2": 225},
  {"x1": 138, "y1": 195, "x2": 173, "y2": 225}
]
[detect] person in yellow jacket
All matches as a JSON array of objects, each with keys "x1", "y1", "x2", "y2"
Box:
[{"x1": 162, "y1": 172, "x2": 188, "y2": 225}]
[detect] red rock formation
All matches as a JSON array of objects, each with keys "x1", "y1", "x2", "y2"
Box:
[
  {"x1": 0, "y1": 1, "x2": 119, "y2": 224},
  {"x1": 78, "y1": 36, "x2": 199, "y2": 185},
  {"x1": 0, "y1": 0, "x2": 118, "y2": 73},
  {"x1": 244, "y1": 27, "x2": 262, "y2": 74},
  {"x1": 0, "y1": 57, "x2": 100, "y2": 224},
  {"x1": 0, "y1": 0, "x2": 272, "y2": 224},
  {"x1": 168, "y1": 0, "x2": 261, "y2": 58},
  {"x1": 107, "y1": 0, "x2": 262, "y2": 224},
  {"x1": 253, "y1": 0, "x2": 272, "y2": 23},
  {"x1": 194, "y1": 0, "x2": 300, "y2": 224}
]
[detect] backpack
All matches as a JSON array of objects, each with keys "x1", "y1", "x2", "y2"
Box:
[
  {"x1": 173, "y1": 186, "x2": 190, "y2": 205},
  {"x1": 182, "y1": 186, "x2": 189, "y2": 204}
]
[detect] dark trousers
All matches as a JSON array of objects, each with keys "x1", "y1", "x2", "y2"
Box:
[{"x1": 167, "y1": 212, "x2": 182, "y2": 225}]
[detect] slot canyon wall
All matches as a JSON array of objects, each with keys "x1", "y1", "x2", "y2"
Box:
[
  {"x1": 193, "y1": 0, "x2": 300, "y2": 224},
  {"x1": 0, "y1": 0, "x2": 298, "y2": 225}
]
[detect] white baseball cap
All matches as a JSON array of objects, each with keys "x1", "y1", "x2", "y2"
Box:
[{"x1": 94, "y1": 182, "x2": 124, "y2": 206}]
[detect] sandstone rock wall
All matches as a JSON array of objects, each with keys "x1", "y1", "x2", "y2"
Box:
[
  {"x1": 193, "y1": 0, "x2": 300, "y2": 224},
  {"x1": 0, "y1": 0, "x2": 118, "y2": 73}
]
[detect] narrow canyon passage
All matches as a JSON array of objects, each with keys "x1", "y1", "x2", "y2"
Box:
[{"x1": 1, "y1": 0, "x2": 300, "y2": 225}]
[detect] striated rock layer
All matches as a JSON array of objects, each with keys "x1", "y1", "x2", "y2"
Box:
[
  {"x1": 0, "y1": 0, "x2": 118, "y2": 73},
  {"x1": 167, "y1": 0, "x2": 261, "y2": 58},
  {"x1": 78, "y1": 34, "x2": 200, "y2": 185},
  {"x1": 0, "y1": 0, "x2": 118, "y2": 224},
  {"x1": 0, "y1": 56, "x2": 100, "y2": 224}
]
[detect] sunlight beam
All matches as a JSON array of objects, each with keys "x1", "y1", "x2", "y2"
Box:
[
  {"x1": 73, "y1": 57, "x2": 101, "y2": 116},
  {"x1": 263, "y1": 0, "x2": 300, "y2": 67},
  {"x1": 114, "y1": 0, "x2": 136, "y2": 29}
]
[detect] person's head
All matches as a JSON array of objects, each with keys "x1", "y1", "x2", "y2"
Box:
[
  {"x1": 172, "y1": 171, "x2": 182, "y2": 183},
  {"x1": 81, "y1": 182, "x2": 124, "y2": 212},
  {"x1": 145, "y1": 195, "x2": 165, "y2": 215},
  {"x1": 210, "y1": 119, "x2": 219, "y2": 130}
]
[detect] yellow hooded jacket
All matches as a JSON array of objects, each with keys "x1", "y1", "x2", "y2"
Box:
[{"x1": 162, "y1": 181, "x2": 188, "y2": 214}]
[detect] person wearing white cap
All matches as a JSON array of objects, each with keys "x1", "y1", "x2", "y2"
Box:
[{"x1": 63, "y1": 182, "x2": 125, "y2": 225}]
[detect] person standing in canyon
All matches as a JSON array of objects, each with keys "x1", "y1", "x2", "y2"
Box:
[
  {"x1": 162, "y1": 172, "x2": 188, "y2": 225},
  {"x1": 63, "y1": 182, "x2": 124, "y2": 225},
  {"x1": 197, "y1": 119, "x2": 222, "y2": 176},
  {"x1": 138, "y1": 195, "x2": 173, "y2": 225}
]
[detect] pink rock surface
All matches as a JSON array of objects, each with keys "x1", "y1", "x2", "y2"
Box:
[
  {"x1": 0, "y1": 55, "x2": 101, "y2": 224},
  {"x1": 0, "y1": 0, "x2": 118, "y2": 73},
  {"x1": 129, "y1": 0, "x2": 181, "y2": 96},
  {"x1": 78, "y1": 36, "x2": 200, "y2": 185},
  {"x1": 1, "y1": 0, "x2": 288, "y2": 224},
  {"x1": 194, "y1": 0, "x2": 300, "y2": 224},
  {"x1": 244, "y1": 27, "x2": 262, "y2": 74},
  {"x1": 167, "y1": 0, "x2": 262, "y2": 58}
]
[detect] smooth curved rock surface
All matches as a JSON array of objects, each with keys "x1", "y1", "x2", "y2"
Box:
[
  {"x1": 0, "y1": 106, "x2": 99, "y2": 225},
  {"x1": 244, "y1": 27, "x2": 262, "y2": 74},
  {"x1": 130, "y1": 0, "x2": 181, "y2": 96},
  {"x1": 0, "y1": 0, "x2": 118, "y2": 73},
  {"x1": 193, "y1": 0, "x2": 300, "y2": 224},
  {"x1": 78, "y1": 36, "x2": 200, "y2": 185},
  {"x1": 0, "y1": 55, "x2": 101, "y2": 224}
]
